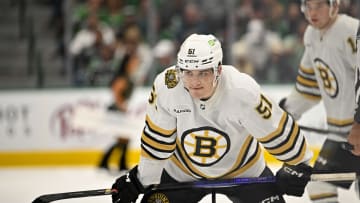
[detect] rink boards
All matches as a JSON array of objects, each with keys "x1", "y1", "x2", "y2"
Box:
[{"x1": 0, "y1": 85, "x2": 326, "y2": 167}]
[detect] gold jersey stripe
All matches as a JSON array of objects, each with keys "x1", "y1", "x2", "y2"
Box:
[
  {"x1": 140, "y1": 148, "x2": 153, "y2": 159},
  {"x1": 146, "y1": 115, "x2": 176, "y2": 136},
  {"x1": 309, "y1": 193, "x2": 338, "y2": 201},
  {"x1": 170, "y1": 155, "x2": 193, "y2": 176},
  {"x1": 299, "y1": 65, "x2": 315, "y2": 74},
  {"x1": 258, "y1": 112, "x2": 287, "y2": 143},
  {"x1": 224, "y1": 136, "x2": 255, "y2": 175},
  {"x1": 223, "y1": 143, "x2": 262, "y2": 178},
  {"x1": 327, "y1": 117, "x2": 354, "y2": 126},
  {"x1": 141, "y1": 133, "x2": 176, "y2": 151},
  {"x1": 296, "y1": 75, "x2": 318, "y2": 87},
  {"x1": 286, "y1": 139, "x2": 307, "y2": 165},
  {"x1": 266, "y1": 123, "x2": 299, "y2": 155}
]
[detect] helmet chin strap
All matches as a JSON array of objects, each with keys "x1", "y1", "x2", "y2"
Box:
[{"x1": 212, "y1": 65, "x2": 222, "y2": 87}]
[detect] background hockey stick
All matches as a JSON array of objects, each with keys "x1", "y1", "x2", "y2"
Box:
[
  {"x1": 299, "y1": 125, "x2": 348, "y2": 136},
  {"x1": 31, "y1": 172, "x2": 358, "y2": 203},
  {"x1": 299, "y1": 125, "x2": 354, "y2": 151}
]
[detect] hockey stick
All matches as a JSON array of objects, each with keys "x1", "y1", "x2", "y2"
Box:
[
  {"x1": 299, "y1": 125, "x2": 348, "y2": 136},
  {"x1": 31, "y1": 172, "x2": 358, "y2": 203},
  {"x1": 299, "y1": 125, "x2": 354, "y2": 151},
  {"x1": 150, "y1": 172, "x2": 358, "y2": 191},
  {"x1": 32, "y1": 188, "x2": 117, "y2": 203}
]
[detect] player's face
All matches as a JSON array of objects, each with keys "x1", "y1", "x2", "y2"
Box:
[
  {"x1": 303, "y1": 0, "x2": 335, "y2": 30},
  {"x1": 179, "y1": 68, "x2": 217, "y2": 99}
]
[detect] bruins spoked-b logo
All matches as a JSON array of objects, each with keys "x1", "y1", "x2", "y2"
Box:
[
  {"x1": 181, "y1": 127, "x2": 230, "y2": 166},
  {"x1": 147, "y1": 192, "x2": 170, "y2": 203},
  {"x1": 314, "y1": 58, "x2": 338, "y2": 98}
]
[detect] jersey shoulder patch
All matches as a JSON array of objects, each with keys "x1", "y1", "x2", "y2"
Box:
[{"x1": 165, "y1": 68, "x2": 179, "y2": 89}]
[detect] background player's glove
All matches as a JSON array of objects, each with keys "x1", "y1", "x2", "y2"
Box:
[
  {"x1": 348, "y1": 121, "x2": 360, "y2": 156},
  {"x1": 111, "y1": 165, "x2": 144, "y2": 203},
  {"x1": 278, "y1": 98, "x2": 287, "y2": 110},
  {"x1": 276, "y1": 163, "x2": 312, "y2": 196}
]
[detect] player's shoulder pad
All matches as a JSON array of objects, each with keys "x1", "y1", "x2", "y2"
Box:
[
  {"x1": 222, "y1": 65, "x2": 261, "y2": 103},
  {"x1": 303, "y1": 25, "x2": 313, "y2": 47}
]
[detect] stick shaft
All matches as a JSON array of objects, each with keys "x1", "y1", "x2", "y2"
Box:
[
  {"x1": 31, "y1": 172, "x2": 358, "y2": 202},
  {"x1": 299, "y1": 125, "x2": 348, "y2": 136},
  {"x1": 299, "y1": 125, "x2": 354, "y2": 150},
  {"x1": 32, "y1": 189, "x2": 115, "y2": 203},
  {"x1": 310, "y1": 172, "x2": 357, "y2": 182},
  {"x1": 150, "y1": 172, "x2": 358, "y2": 191}
]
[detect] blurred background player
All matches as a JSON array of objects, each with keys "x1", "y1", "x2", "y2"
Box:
[
  {"x1": 111, "y1": 34, "x2": 313, "y2": 203},
  {"x1": 279, "y1": 0, "x2": 360, "y2": 202},
  {"x1": 348, "y1": 24, "x2": 360, "y2": 157},
  {"x1": 98, "y1": 74, "x2": 134, "y2": 171}
]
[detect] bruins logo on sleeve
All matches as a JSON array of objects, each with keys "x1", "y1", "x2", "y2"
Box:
[
  {"x1": 147, "y1": 192, "x2": 170, "y2": 203},
  {"x1": 165, "y1": 69, "x2": 179, "y2": 89}
]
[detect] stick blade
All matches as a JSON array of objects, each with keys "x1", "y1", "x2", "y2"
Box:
[
  {"x1": 31, "y1": 189, "x2": 114, "y2": 203},
  {"x1": 32, "y1": 196, "x2": 46, "y2": 203}
]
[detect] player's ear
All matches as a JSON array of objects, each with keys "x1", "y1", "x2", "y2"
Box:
[{"x1": 217, "y1": 64, "x2": 222, "y2": 75}]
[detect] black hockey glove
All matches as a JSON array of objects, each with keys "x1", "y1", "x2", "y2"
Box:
[
  {"x1": 276, "y1": 163, "x2": 312, "y2": 196},
  {"x1": 111, "y1": 166, "x2": 144, "y2": 203}
]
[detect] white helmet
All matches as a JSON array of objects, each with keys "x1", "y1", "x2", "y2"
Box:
[
  {"x1": 300, "y1": 0, "x2": 340, "y2": 13},
  {"x1": 177, "y1": 34, "x2": 223, "y2": 71}
]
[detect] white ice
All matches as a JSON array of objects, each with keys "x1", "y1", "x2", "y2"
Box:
[{"x1": 0, "y1": 166, "x2": 358, "y2": 203}]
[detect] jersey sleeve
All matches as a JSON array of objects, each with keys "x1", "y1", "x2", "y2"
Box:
[
  {"x1": 284, "y1": 27, "x2": 321, "y2": 119},
  {"x1": 238, "y1": 80, "x2": 313, "y2": 165},
  {"x1": 138, "y1": 69, "x2": 178, "y2": 186}
]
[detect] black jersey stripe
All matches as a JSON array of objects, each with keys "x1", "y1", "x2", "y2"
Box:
[
  {"x1": 258, "y1": 112, "x2": 288, "y2": 143},
  {"x1": 295, "y1": 85, "x2": 322, "y2": 99},
  {"x1": 265, "y1": 119, "x2": 296, "y2": 151},
  {"x1": 266, "y1": 124, "x2": 301, "y2": 156},
  {"x1": 260, "y1": 114, "x2": 289, "y2": 145},
  {"x1": 222, "y1": 136, "x2": 256, "y2": 177},
  {"x1": 142, "y1": 129, "x2": 176, "y2": 147},
  {"x1": 223, "y1": 142, "x2": 262, "y2": 179},
  {"x1": 221, "y1": 137, "x2": 259, "y2": 178},
  {"x1": 296, "y1": 75, "x2": 318, "y2": 88},
  {"x1": 230, "y1": 139, "x2": 258, "y2": 172},
  {"x1": 281, "y1": 138, "x2": 307, "y2": 164},
  {"x1": 174, "y1": 142, "x2": 202, "y2": 178},
  {"x1": 140, "y1": 145, "x2": 171, "y2": 160},
  {"x1": 145, "y1": 115, "x2": 176, "y2": 137},
  {"x1": 141, "y1": 137, "x2": 175, "y2": 153}
]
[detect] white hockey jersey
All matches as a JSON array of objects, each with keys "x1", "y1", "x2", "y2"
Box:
[
  {"x1": 285, "y1": 14, "x2": 359, "y2": 134},
  {"x1": 355, "y1": 23, "x2": 360, "y2": 122},
  {"x1": 138, "y1": 65, "x2": 312, "y2": 186}
]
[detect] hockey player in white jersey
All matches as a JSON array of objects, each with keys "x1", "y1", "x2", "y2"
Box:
[
  {"x1": 110, "y1": 34, "x2": 313, "y2": 203},
  {"x1": 348, "y1": 23, "x2": 360, "y2": 156},
  {"x1": 279, "y1": 0, "x2": 360, "y2": 202}
]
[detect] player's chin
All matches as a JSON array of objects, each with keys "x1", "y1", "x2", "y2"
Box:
[{"x1": 189, "y1": 90, "x2": 205, "y2": 99}]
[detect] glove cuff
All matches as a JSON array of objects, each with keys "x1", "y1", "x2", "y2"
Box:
[{"x1": 128, "y1": 166, "x2": 145, "y2": 193}]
